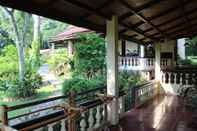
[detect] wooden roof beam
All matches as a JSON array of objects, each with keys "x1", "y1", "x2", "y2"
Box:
[
  {"x1": 120, "y1": 34, "x2": 152, "y2": 45},
  {"x1": 144, "y1": 8, "x2": 197, "y2": 33},
  {"x1": 118, "y1": 0, "x2": 163, "y2": 21},
  {"x1": 177, "y1": 0, "x2": 192, "y2": 35},
  {"x1": 167, "y1": 22, "x2": 197, "y2": 37},
  {"x1": 64, "y1": 0, "x2": 111, "y2": 20},
  {"x1": 119, "y1": 0, "x2": 167, "y2": 38},
  {"x1": 131, "y1": 0, "x2": 195, "y2": 28},
  {"x1": 64, "y1": 0, "x2": 154, "y2": 42},
  {"x1": 82, "y1": 0, "x2": 114, "y2": 18},
  {"x1": 120, "y1": 22, "x2": 155, "y2": 41},
  {"x1": 119, "y1": 28, "x2": 128, "y2": 34},
  {"x1": 143, "y1": 7, "x2": 197, "y2": 34}
]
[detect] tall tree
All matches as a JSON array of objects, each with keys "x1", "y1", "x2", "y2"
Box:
[
  {"x1": 30, "y1": 14, "x2": 41, "y2": 67},
  {"x1": 3, "y1": 7, "x2": 30, "y2": 81}
]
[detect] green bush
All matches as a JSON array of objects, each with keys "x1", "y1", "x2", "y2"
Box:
[
  {"x1": 0, "y1": 45, "x2": 42, "y2": 98},
  {"x1": 178, "y1": 59, "x2": 192, "y2": 65},
  {"x1": 0, "y1": 70, "x2": 42, "y2": 98},
  {"x1": 46, "y1": 48, "x2": 68, "y2": 70},
  {"x1": 62, "y1": 75, "x2": 106, "y2": 94},
  {"x1": 119, "y1": 71, "x2": 146, "y2": 90}
]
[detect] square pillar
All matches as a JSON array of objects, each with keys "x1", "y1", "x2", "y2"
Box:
[
  {"x1": 140, "y1": 45, "x2": 145, "y2": 58},
  {"x1": 68, "y1": 40, "x2": 73, "y2": 58},
  {"x1": 106, "y1": 16, "x2": 119, "y2": 125},
  {"x1": 155, "y1": 42, "x2": 161, "y2": 81}
]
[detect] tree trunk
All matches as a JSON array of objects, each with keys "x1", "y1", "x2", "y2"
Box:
[
  {"x1": 4, "y1": 8, "x2": 25, "y2": 81},
  {"x1": 31, "y1": 14, "x2": 41, "y2": 67}
]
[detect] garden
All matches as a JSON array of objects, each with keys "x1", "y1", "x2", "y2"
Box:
[{"x1": 0, "y1": 6, "x2": 147, "y2": 119}]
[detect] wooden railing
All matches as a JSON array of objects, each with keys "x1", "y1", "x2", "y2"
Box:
[
  {"x1": 134, "y1": 81, "x2": 158, "y2": 108},
  {"x1": 119, "y1": 81, "x2": 158, "y2": 111},
  {"x1": 0, "y1": 87, "x2": 106, "y2": 131},
  {"x1": 119, "y1": 56, "x2": 172, "y2": 71},
  {"x1": 160, "y1": 67, "x2": 197, "y2": 95},
  {"x1": 0, "y1": 82, "x2": 158, "y2": 131},
  {"x1": 0, "y1": 125, "x2": 18, "y2": 131}
]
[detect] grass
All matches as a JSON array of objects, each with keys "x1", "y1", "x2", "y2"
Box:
[{"x1": 0, "y1": 85, "x2": 61, "y2": 118}]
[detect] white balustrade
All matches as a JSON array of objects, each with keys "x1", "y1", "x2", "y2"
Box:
[
  {"x1": 79, "y1": 103, "x2": 108, "y2": 131},
  {"x1": 119, "y1": 56, "x2": 171, "y2": 71},
  {"x1": 32, "y1": 119, "x2": 67, "y2": 131},
  {"x1": 160, "y1": 70, "x2": 196, "y2": 95}
]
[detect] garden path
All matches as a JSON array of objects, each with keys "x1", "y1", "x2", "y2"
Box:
[{"x1": 38, "y1": 64, "x2": 63, "y2": 87}]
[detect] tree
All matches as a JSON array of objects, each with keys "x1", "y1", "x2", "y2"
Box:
[
  {"x1": 2, "y1": 7, "x2": 31, "y2": 81},
  {"x1": 74, "y1": 33, "x2": 106, "y2": 79},
  {"x1": 30, "y1": 14, "x2": 41, "y2": 68},
  {"x1": 186, "y1": 37, "x2": 197, "y2": 56}
]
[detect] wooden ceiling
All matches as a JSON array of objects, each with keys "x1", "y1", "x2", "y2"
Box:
[{"x1": 1, "y1": 0, "x2": 197, "y2": 44}]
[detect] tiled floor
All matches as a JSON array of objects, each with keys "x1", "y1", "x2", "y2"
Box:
[{"x1": 110, "y1": 95, "x2": 196, "y2": 131}]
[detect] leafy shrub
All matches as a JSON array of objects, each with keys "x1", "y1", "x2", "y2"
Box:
[
  {"x1": 119, "y1": 71, "x2": 146, "y2": 90},
  {"x1": 178, "y1": 59, "x2": 192, "y2": 65},
  {"x1": 0, "y1": 45, "x2": 42, "y2": 98},
  {"x1": 46, "y1": 48, "x2": 68, "y2": 70},
  {"x1": 0, "y1": 45, "x2": 18, "y2": 77},
  {"x1": 0, "y1": 70, "x2": 42, "y2": 98},
  {"x1": 62, "y1": 75, "x2": 106, "y2": 94}
]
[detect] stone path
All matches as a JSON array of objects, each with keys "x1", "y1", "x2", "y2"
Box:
[{"x1": 38, "y1": 64, "x2": 63, "y2": 87}]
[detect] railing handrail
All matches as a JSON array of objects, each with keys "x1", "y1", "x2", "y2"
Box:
[
  {"x1": 6, "y1": 87, "x2": 105, "y2": 112},
  {"x1": 2, "y1": 81, "x2": 159, "y2": 131},
  {"x1": 11, "y1": 93, "x2": 113, "y2": 130}
]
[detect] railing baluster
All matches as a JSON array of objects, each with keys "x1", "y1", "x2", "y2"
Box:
[
  {"x1": 174, "y1": 73, "x2": 177, "y2": 84},
  {"x1": 80, "y1": 112, "x2": 87, "y2": 131},
  {"x1": 88, "y1": 108, "x2": 94, "y2": 130},
  {"x1": 48, "y1": 123, "x2": 56, "y2": 131},
  {"x1": 180, "y1": 73, "x2": 183, "y2": 85},
  {"x1": 186, "y1": 73, "x2": 189, "y2": 85},
  {"x1": 95, "y1": 105, "x2": 101, "y2": 128},
  {"x1": 60, "y1": 119, "x2": 66, "y2": 131}
]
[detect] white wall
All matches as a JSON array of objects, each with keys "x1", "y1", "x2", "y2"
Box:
[
  {"x1": 160, "y1": 39, "x2": 176, "y2": 65},
  {"x1": 161, "y1": 40, "x2": 176, "y2": 53},
  {"x1": 125, "y1": 40, "x2": 138, "y2": 54}
]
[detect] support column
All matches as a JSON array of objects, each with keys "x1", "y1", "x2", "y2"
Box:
[
  {"x1": 140, "y1": 45, "x2": 145, "y2": 58},
  {"x1": 155, "y1": 42, "x2": 161, "y2": 81},
  {"x1": 51, "y1": 43, "x2": 55, "y2": 55},
  {"x1": 68, "y1": 40, "x2": 73, "y2": 58},
  {"x1": 106, "y1": 16, "x2": 119, "y2": 125}
]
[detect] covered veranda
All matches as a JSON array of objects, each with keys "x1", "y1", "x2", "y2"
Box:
[{"x1": 1, "y1": 0, "x2": 197, "y2": 131}]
